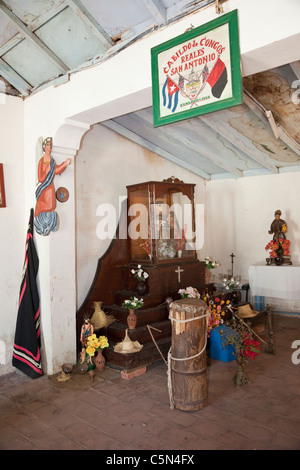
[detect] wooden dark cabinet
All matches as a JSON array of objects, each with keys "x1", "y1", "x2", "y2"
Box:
[{"x1": 76, "y1": 178, "x2": 206, "y2": 372}]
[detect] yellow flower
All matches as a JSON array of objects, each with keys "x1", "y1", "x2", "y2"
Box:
[
  {"x1": 86, "y1": 345, "x2": 96, "y2": 356},
  {"x1": 99, "y1": 336, "x2": 109, "y2": 349}
]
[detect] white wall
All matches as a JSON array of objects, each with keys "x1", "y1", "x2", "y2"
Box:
[
  {"x1": 1, "y1": 0, "x2": 300, "y2": 375},
  {"x1": 0, "y1": 95, "x2": 24, "y2": 373},
  {"x1": 203, "y1": 172, "x2": 300, "y2": 310},
  {"x1": 76, "y1": 124, "x2": 206, "y2": 309}
]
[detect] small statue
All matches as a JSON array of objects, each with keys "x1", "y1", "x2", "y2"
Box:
[
  {"x1": 268, "y1": 210, "x2": 287, "y2": 242},
  {"x1": 80, "y1": 314, "x2": 94, "y2": 363}
]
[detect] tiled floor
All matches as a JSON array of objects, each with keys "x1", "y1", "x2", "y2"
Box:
[{"x1": 1, "y1": 313, "x2": 300, "y2": 451}]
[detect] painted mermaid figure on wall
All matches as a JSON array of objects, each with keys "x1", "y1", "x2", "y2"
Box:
[{"x1": 34, "y1": 137, "x2": 71, "y2": 235}]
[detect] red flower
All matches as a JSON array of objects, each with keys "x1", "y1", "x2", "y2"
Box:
[{"x1": 242, "y1": 334, "x2": 261, "y2": 360}]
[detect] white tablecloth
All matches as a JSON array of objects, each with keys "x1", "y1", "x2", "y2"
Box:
[{"x1": 248, "y1": 264, "x2": 300, "y2": 300}]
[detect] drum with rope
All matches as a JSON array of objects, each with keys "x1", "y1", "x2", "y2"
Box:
[{"x1": 168, "y1": 298, "x2": 209, "y2": 411}]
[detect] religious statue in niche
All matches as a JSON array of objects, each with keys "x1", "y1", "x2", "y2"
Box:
[
  {"x1": 34, "y1": 136, "x2": 71, "y2": 235},
  {"x1": 265, "y1": 209, "x2": 292, "y2": 265}
]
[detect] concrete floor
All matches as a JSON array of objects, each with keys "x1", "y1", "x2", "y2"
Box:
[{"x1": 0, "y1": 313, "x2": 300, "y2": 451}]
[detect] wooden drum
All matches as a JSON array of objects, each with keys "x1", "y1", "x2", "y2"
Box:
[{"x1": 168, "y1": 298, "x2": 209, "y2": 411}]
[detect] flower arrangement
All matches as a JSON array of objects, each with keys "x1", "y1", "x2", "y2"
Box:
[
  {"x1": 223, "y1": 277, "x2": 240, "y2": 290},
  {"x1": 219, "y1": 313, "x2": 261, "y2": 386},
  {"x1": 204, "y1": 257, "x2": 219, "y2": 269},
  {"x1": 122, "y1": 296, "x2": 144, "y2": 310},
  {"x1": 204, "y1": 296, "x2": 231, "y2": 336},
  {"x1": 220, "y1": 316, "x2": 261, "y2": 361},
  {"x1": 86, "y1": 334, "x2": 109, "y2": 357},
  {"x1": 158, "y1": 240, "x2": 176, "y2": 258},
  {"x1": 265, "y1": 238, "x2": 290, "y2": 258},
  {"x1": 242, "y1": 334, "x2": 261, "y2": 360},
  {"x1": 131, "y1": 265, "x2": 149, "y2": 282},
  {"x1": 140, "y1": 239, "x2": 151, "y2": 255},
  {"x1": 178, "y1": 286, "x2": 200, "y2": 299}
]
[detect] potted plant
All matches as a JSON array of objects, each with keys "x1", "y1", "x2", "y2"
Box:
[
  {"x1": 85, "y1": 333, "x2": 109, "y2": 371},
  {"x1": 222, "y1": 277, "x2": 241, "y2": 304},
  {"x1": 265, "y1": 238, "x2": 290, "y2": 265},
  {"x1": 131, "y1": 265, "x2": 149, "y2": 295},
  {"x1": 204, "y1": 256, "x2": 219, "y2": 283},
  {"x1": 122, "y1": 297, "x2": 144, "y2": 330}
]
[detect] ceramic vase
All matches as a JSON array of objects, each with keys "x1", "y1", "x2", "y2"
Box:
[
  {"x1": 127, "y1": 309, "x2": 137, "y2": 330},
  {"x1": 231, "y1": 289, "x2": 241, "y2": 305},
  {"x1": 136, "y1": 281, "x2": 147, "y2": 296},
  {"x1": 177, "y1": 250, "x2": 182, "y2": 258},
  {"x1": 275, "y1": 256, "x2": 282, "y2": 266},
  {"x1": 204, "y1": 268, "x2": 211, "y2": 284},
  {"x1": 94, "y1": 350, "x2": 105, "y2": 371}
]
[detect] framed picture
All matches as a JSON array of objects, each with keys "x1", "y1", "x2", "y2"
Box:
[
  {"x1": 0, "y1": 163, "x2": 6, "y2": 208},
  {"x1": 151, "y1": 10, "x2": 242, "y2": 127}
]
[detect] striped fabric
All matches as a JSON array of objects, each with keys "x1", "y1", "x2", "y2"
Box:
[{"x1": 12, "y1": 209, "x2": 43, "y2": 379}]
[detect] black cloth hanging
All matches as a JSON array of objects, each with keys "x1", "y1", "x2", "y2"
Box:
[{"x1": 12, "y1": 208, "x2": 43, "y2": 378}]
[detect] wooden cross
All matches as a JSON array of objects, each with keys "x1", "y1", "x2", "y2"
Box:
[
  {"x1": 175, "y1": 265, "x2": 184, "y2": 282},
  {"x1": 230, "y1": 252, "x2": 235, "y2": 278}
]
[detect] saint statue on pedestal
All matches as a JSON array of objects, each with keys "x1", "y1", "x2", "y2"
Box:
[{"x1": 268, "y1": 209, "x2": 287, "y2": 242}]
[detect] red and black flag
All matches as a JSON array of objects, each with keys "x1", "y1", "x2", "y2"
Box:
[
  {"x1": 12, "y1": 209, "x2": 43, "y2": 379},
  {"x1": 206, "y1": 57, "x2": 228, "y2": 99}
]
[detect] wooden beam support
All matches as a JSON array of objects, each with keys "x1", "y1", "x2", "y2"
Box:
[
  {"x1": 101, "y1": 119, "x2": 211, "y2": 180},
  {"x1": 141, "y1": 0, "x2": 166, "y2": 24},
  {"x1": 243, "y1": 89, "x2": 300, "y2": 157},
  {"x1": 136, "y1": 110, "x2": 244, "y2": 178},
  {"x1": 0, "y1": 0, "x2": 69, "y2": 73},
  {"x1": 0, "y1": 58, "x2": 31, "y2": 95},
  {"x1": 199, "y1": 110, "x2": 279, "y2": 174},
  {"x1": 65, "y1": 0, "x2": 113, "y2": 49}
]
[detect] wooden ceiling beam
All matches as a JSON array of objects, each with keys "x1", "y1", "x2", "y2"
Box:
[
  {"x1": 243, "y1": 89, "x2": 300, "y2": 157},
  {"x1": 135, "y1": 110, "x2": 244, "y2": 178},
  {"x1": 141, "y1": 0, "x2": 166, "y2": 24},
  {"x1": 0, "y1": 58, "x2": 31, "y2": 95},
  {"x1": 101, "y1": 119, "x2": 211, "y2": 180},
  {"x1": 199, "y1": 111, "x2": 279, "y2": 174},
  {"x1": 0, "y1": 0, "x2": 69, "y2": 73},
  {"x1": 64, "y1": 0, "x2": 114, "y2": 48}
]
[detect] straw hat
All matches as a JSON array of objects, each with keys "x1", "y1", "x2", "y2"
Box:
[
  {"x1": 90, "y1": 301, "x2": 115, "y2": 329},
  {"x1": 114, "y1": 329, "x2": 143, "y2": 354},
  {"x1": 237, "y1": 304, "x2": 259, "y2": 318}
]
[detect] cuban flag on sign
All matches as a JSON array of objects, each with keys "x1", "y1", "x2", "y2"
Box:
[
  {"x1": 162, "y1": 76, "x2": 180, "y2": 113},
  {"x1": 201, "y1": 64, "x2": 209, "y2": 83}
]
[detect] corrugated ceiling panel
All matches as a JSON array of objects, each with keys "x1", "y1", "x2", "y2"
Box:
[
  {"x1": 6, "y1": 0, "x2": 64, "y2": 25},
  {"x1": 0, "y1": 15, "x2": 17, "y2": 47},
  {"x1": 35, "y1": 7, "x2": 107, "y2": 68},
  {"x1": 81, "y1": 0, "x2": 152, "y2": 37},
  {"x1": 2, "y1": 39, "x2": 63, "y2": 87}
]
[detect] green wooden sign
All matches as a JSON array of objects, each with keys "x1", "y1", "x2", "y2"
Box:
[{"x1": 151, "y1": 10, "x2": 242, "y2": 127}]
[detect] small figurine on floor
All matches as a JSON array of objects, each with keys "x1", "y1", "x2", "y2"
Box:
[{"x1": 80, "y1": 315, "x2": 94, "y2": 364}]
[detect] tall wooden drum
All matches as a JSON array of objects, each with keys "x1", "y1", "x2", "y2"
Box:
[{"x1": 168, "y1": 298, "x2": 209, "y2": 411}]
